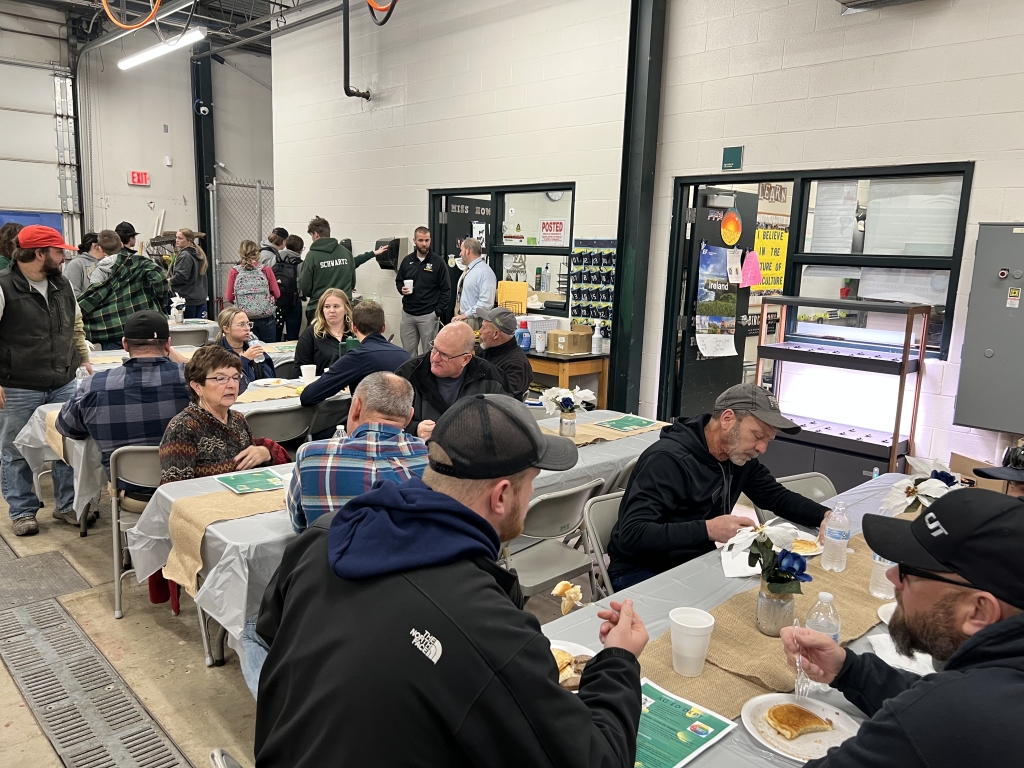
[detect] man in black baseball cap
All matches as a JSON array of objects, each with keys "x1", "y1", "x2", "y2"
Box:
[
  {"x1": 781, "y1": 488, "x2": 1024, "y2": 768},
  {"x1": 974, "y1": 442, "x2": 1024, "y2": 499},
  {"x1": 254, "y1": 394, "x2": 649, "y2": 768},
  {"x1": 114, "y1": 221, "x2": 139, "y2": 250},
  {"x1": 608, "y1": 383, "x2": 829, "y2": 591}
]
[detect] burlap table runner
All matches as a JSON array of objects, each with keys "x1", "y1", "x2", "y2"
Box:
[
  {"x1": 263, "y1": 343, "x2": 296, "y2": 354},
  {"x1": 705, "y1": 532, "x2": 891, "y2": 692},
  {"x1": 639, "y1": 630, "x2": 771, "y2": 720},
  {"x1": 87, "y1": 350, "x2": 128, "y2": 366},
  {"x1": 541, "y1": 420, "x2": 667, "y2": 448},
  {"x1": 44, "y1": 409, "x2": 65, "y2": 459},
  {"x1": 235, "y1": 383, "x2": 301, "y2": 404},
  {"x1": 163, "y1": 488, "x2": 286, "y2": 595}
]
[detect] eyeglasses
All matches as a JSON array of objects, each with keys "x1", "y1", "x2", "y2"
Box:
[
  {"x1": 898, "y1": 563, "x2": 976, "y2": 590},
  {"x1": 231, "y1": 321, "x2": 254, "y2": 329},
  {"x1": 429, "y1": 342, "x2": 471, "y2": 363},
  {"x1": 205, "y1": 374, "x2": 243, "y2": 385}
]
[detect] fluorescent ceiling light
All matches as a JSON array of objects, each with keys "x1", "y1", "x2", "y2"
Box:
[{"x1": 117, "y1": 27, "x2": 207, "y2": 70}]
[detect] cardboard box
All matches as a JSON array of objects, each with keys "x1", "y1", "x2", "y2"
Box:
[
  {"x1": 949, "y1": 452, "x2": 1008, "y2": 494},
  {"x1": 570, "y1": 322, "x2": 594, "y2": 338},
  {"x1": 548, "y1": 330, "x2": 591, "y2": 355}
]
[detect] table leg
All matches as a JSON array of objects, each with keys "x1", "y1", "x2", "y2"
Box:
[
  {"x1": 212, "y1": 622, "x2": 227, "y2": 667},
  {"x1": 598, "y1": 358, "x2": 609, "y2": 409},
  {"x1": 558, "y1": 364, "x2": 570, "y2": 390}
]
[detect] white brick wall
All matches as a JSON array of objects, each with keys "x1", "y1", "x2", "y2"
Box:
[
  {"x1": 645, "y1": 0, "x2": 1024, "y2": 467},
  {"x1": 270, "y1": 0, "x2": 629, "y2": 332}
]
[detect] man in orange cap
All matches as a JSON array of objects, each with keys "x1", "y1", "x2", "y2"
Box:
[{"x1": 0, "y1": 225, "x2": 92, "y2": 535}]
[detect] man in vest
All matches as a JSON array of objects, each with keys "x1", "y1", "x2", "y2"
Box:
[{"x1": 0, "y1": 225, "x2": 93, "y2": 536}]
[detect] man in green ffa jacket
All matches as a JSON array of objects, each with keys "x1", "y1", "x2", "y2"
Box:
[{"x1": 299, "y1": 216, "x2": 387, "y2": 320}]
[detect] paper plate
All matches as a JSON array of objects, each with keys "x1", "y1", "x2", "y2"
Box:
[
  {"x1": 878, "y1": 602, "x2": 897, "y2": 625},
  {"x1": 550, "y1": 640, "x2": 597, "y2": 658},
  {"x1": 773, "y1": 532, "x2": 823, "y2": 558},
  {"x1": 249, "y1": 378, "x2": 285, "y2": 388},
  {"x1": 741, "y1": 693, "x2": 860, "y2": 762}
]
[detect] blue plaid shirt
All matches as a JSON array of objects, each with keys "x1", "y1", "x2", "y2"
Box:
[
  {"x1": 287, "y1": 422, "x2": 429, "y2": 533},
  {"x1": 57, "y1": 356, "x2": 190, "y2": 474}
]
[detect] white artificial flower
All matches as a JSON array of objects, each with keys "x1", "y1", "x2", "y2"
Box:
[
  {"x1": 725, "y1": 520, "x2": 798, "y2": 553},
  {"x1": 880, "y1": 476, "x2": 952, "y2": 515}
]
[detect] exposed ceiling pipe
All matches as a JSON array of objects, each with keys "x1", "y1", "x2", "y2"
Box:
[{"x1": 343, "y1": 0, "x2": 369, "y2": 99}]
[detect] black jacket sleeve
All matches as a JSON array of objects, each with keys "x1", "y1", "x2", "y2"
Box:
[
  {"x1": 437, "y1": 256, "x2": 451, "y2": 314},
  {"x1": 742, "y1": 461, "x2": 828, "y2": 528},
  {"x1": 299, "y1": 350, "x2": 359, "y2": 406},
  {"x1": 395, "y1": 255, "x2": 408, "y2": 294},
  {"x1": 455, "y1": 638, "x2": 642, "y2": 768},
  {"x1": 294, "y1": 328, "x2": 315, "y2": 369},
  {"x1": 832, "y1": 649, "x2": 922, "y2": 717},
  {"x1": 613, "y1": 452, "x2": 710, "y2": 556}
]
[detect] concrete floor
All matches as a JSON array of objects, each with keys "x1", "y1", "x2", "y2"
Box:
[{"x1": 0, "y1": 476, "x2": 586, "y2": 768}]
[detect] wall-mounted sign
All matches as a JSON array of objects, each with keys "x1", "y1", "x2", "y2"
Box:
[
  {"x1": 128, "y1": 170, "x2": 150, "y2": 186},
  {"x1": 539, "y1": 218, "x2": 568, "y2": 247},
  {"x1": 722, "y1": 146, "x2": 743, "y2": 171}
]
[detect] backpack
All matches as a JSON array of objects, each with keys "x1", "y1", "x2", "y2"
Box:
[
  {"x1": 233, "y1": 266, "x2": 275, "y2": 318},
  {"x1": 273, "y1": 256, "x2": 300, "y2": 310}
]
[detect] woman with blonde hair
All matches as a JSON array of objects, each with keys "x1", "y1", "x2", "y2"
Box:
[
  {"x1": 294, "y1": 288, "x2": 355, "y2": 375},
  {"x1": 216, "y1": 306, "x2": 277, "y2": 390},
  {"x1": 225, "y1": 239, "x2": 279, "y2": 342},
  {"x1": 170, "y1": 228, "x2": 210, "y2": 318}
]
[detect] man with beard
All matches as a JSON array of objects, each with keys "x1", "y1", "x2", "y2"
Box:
[
  {"x1": 254, "y1": 394, "x2": 649, "y2": 767},
  {"x1": 607, "y1": 383, "x2": 829, "y2": 591},
  {"x1": 781, "y1": 489, "x2": 1024, "y2": 767},
  {"x1": 0, "y1": 226, "x2": 92, "y2": 535}
]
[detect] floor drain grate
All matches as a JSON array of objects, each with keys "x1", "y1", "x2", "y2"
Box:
[
  {"x1": 0, "y1": 551, "x2": 90, "y2": 608},
  {"x1": 0, "y1": 599, "x2": 190, "y2": 767}
]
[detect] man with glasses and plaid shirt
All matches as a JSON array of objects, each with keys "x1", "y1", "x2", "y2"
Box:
[
  {"x1": 780, "y1": 489, "x2": 1024, "y2": 768},
  {"x1": 395, "y1": 321, "x2": 509, "y2": 440}
]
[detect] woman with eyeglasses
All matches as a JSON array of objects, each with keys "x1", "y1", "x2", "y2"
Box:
[
  {"x1": 159, "y1": 344, "x2": 289, "y2": 485},
  {"x1": 216, "y1": 307, "x2": 277, "y2": 392},
  {"x1": 294, "y1": 288, "x2": 354, "y2": 375}
]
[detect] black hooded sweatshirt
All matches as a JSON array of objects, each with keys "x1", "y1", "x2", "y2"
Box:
[
  {"x1": 807, "y1": 610, "x2": 1024, "y2": 767},
  {"x1": 608, "y1": 414, "x2": 827, "y2": 579}
]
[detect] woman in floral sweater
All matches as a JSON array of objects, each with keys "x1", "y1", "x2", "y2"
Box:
[{"x1": 159, "y1": 344, "x2": 288, "y2": 485}]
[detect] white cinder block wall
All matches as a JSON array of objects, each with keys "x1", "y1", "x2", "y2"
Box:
[
  {"x1": 643, "y1": 0, "x2": 1024, "y2": 465},
  {"x1": 270, "y1": 0, "x2": 629, "y2": 332}
]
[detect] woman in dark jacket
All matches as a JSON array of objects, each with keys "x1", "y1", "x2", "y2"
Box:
[
  {"x1": 294, "y1": 288, "x2": 355, "y2": 375},
  {"x1": 170, "y1": 228, "x2": 210, "y2": 318},
  {"x1": 216, "y1": 307, "x2": 277, "y2": 392}
]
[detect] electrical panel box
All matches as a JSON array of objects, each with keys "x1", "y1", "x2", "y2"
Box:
[{"x1": 953, "y1": 223, "x2": 1024, "y2": 433}]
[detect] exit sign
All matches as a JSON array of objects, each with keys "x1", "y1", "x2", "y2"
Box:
[{"x1": 128, "y1": 170, "x2": 150, "y2": 186}]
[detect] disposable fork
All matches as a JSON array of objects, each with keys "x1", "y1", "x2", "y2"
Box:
[{"x1": 793, "y1": 618, "x2": 812, "y2": 698}]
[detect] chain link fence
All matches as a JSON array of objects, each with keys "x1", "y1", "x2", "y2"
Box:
[{"x1": 208, "y1": 177, "x2": 276, "y2": 310}]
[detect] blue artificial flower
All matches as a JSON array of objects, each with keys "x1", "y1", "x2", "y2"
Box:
[
  {"x1": 930, "y1": 470, "x2": 957, "y2": 487},
  {"x1": 560, "y1": 396, "x2": 575, "y2": 411},
  {"x1": 777, "y1": 549, "x2": 813, "y2": 582}
]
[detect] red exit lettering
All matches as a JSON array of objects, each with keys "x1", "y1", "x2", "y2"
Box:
[{"x1": 128, "y1": 170, "x2": 150, "y2": 186}]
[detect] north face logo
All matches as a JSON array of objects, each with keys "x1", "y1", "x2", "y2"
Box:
[{"x1": 410, "y1": 628, "x2": 442, "y2": 664}]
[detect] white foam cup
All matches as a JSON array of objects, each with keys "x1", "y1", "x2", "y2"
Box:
[
  {"x1": 669, "y1": 607, "x2": 715, "y2": 677},
  {"x1": 535, "y1": 331, "x2": 547, "y2": 352},
  {"x1": 300, "y1": 364, "x2": 317, "y2": 383},
  {"x1": 404, "y1": 279, "x2": 414, "y2": 294}
]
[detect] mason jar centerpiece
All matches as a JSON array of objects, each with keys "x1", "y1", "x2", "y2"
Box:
[
  {"x1": 540, "y1": 386, "x2": 594, "y2": 438},
  {"x1": 745, "y1": 524, "x2": 812, "y2": 637}
]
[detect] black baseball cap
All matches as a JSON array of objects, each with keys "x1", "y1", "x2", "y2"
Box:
[
  {"x1": 974, "y1": 445, "x2": 1024, "y2": 484},
  {"x1": 863, "y1": 488, "x2": 1024, "y2": 610},
  {"x1": 115, "y1": 221, "x2": 140, "y2": 242},
  {"x1": 714, "y1": 383, "x2": 801, "y2": 435},
  {"x1": 124, "y1": 310, "x2": 170, "y2": 340},
  {"x1": 428, "y1": 394, "x2": 578, "y2": 480}
]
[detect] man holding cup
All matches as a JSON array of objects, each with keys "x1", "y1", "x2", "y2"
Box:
[{"x1": 395, "y1": 226, "x2": 450, "y2": 356}]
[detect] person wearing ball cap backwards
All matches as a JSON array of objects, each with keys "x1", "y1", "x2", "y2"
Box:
[
  {"x1": 254, "y1": 394, "x2": 649, "y2": 768},
  {"x1": 781, "y1": 488, "x2": 1024, "y2": 768},
  {"x1": 0, "y1": 225, "x2": 92, "y2": 536}
]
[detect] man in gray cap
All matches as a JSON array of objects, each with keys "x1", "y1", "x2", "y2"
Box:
[
  {"x1": 477, "y1": 306, "x2": 532, "y2": 401},
  {"x1": 607, "y1": 383, "x2": 830, "y2": 591}
]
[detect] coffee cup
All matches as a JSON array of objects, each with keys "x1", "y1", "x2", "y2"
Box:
[
  {"x1": 669, "y1": 607, "x2": 715, "y2": 677},
  {"x1": 403, "y1": 279, "x2": 414, "y2": 294},
  {"x1": 300, "y1": 364, "x2": 317, "y2": 383}
]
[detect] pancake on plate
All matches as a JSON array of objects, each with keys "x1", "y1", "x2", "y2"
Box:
[
  {"x1": 790, "y1": 538, "x2": 820, "y2": 555},
  {"x1": 765, "y1": 703, "x2": 834, "y2": 740}
]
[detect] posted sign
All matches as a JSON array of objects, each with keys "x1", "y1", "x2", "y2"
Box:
[{"x1": 539, "y1": 219, "x2": 568, "y2": 247}]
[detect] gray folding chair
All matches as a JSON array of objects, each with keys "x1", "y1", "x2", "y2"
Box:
[
  {"x1": 502, "y1": 477, "x2": 604, "y2": 599},
  {"x1": 244, "y1": 405, "x2": 314, "y2": 444},
  {"x1": 755, "y1": 471, "x2": 837, "y2": 524},
  {"x1": 209, "y1": 749, "x2": 244, "y2": 768},
  {"x1": 602, "y1": 456, "x2": 638, "y2": 494},
  {"x1": 110, "y1": 446, "x2": 162, "y2": 619},
  {"x1": 169, "y1": 327, "x2": 209, "y2": 347},
  {"x1": 275, "y1": 360, "x2": 296, "y2": 380},
  {"x1": 583, "y1": 491, "x2": 624, "y2": 599}
]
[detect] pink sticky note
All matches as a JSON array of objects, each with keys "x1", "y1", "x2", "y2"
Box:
[{"x1": 740, "y1": 250, "x2": 763, "y2": 289}]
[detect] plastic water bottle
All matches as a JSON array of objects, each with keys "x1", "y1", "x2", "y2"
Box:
[
  {"x1": 872, "y1": 467, "x2": 879, "y2": 479},
  {"x1": 806, "y1": 592, "x2": 841, "y2": 643},
  {"x1": 514, "y1": 321, "x2": 532, "y2": 351},
  {"x1": 821, "y1": 501, "x2": 851, "y2": 572},
  {"x1": 75, "y1": 365, "x2": 90, "y2": 388},
  {"x1": 249, "y1": 332, "x2": 266, "y2": 364},
  {"x1": 869, "y1": 552, "x2": 896, "y2": 599}
]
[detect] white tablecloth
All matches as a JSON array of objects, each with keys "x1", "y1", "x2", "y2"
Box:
[
  {"x1": 168, "y1": 320, "x2": 220, "y2": 343},
  {"x1": 127, "y1": 409, "x2": 663, "y2": 641},
  {"x1": 543, "y1": 474, "x2": 904, "y2": 768}
]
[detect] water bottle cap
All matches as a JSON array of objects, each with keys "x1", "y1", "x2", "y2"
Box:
[
  {"x1": 818, "y1": 592, "x2": 833, "y2": 602},
  {"x1": 833, "y1": 501, "x2": 846, "y2": 511}
]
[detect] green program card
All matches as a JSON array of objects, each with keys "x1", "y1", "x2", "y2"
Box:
[
  {"x1": 635, "y1": 680, "x2": 736, "y2": 768},
  {"x1": 216, "y1": 469, "x2": 284, "y2": 495},
  {"x1": 595, "y1": 415, "x2": 657, "y2": 432}
]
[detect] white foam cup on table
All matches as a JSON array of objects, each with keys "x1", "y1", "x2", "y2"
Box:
[
  {"x1": 669, "y1": 607, "x2": 715, "y2": 677},
  {"x1": 300, "y1": 364, "x2": 317, "y2": 383},
  {"x1": 403, "y1": 279, "x2": 414, "y2": 294},
  {"x1": 535, "y1": 331, "x2": 547, "y2": 353}
]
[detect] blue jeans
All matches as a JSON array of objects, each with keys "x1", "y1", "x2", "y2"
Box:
[
  {"x1": 239, "y1": 615, "x2": 269, "y2": 699},
  {"x1": 278, "y1": 304, "x2": 302, "y2": 341},
  {"x1": 251, "y1": 316, "x2": 277, "y2": 345},
  {"x1": 1, "y1": 380, "x2": 77, "y2": 520},
  {"x1": 610, "y1": 566, "x2": 660, "y2": 593},
  {"x1": 183, "y1": 303, "x2": 207, "y2": 319}
]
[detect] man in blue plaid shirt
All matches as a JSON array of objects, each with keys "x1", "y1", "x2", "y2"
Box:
[
  {"x1": 287, "y1": 371, "x2": 428, "y2": 533},
  {"x1": 57, "y1": 311, "x2": 190, "y2": 480}
]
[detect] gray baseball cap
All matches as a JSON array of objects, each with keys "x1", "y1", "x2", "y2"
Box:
[
  {"x1": 714, "y1": 383, "x2": 801, "y2": 435},
  {"x1": 477, "y1": 306, "x2": 518, "y2": 335}
]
